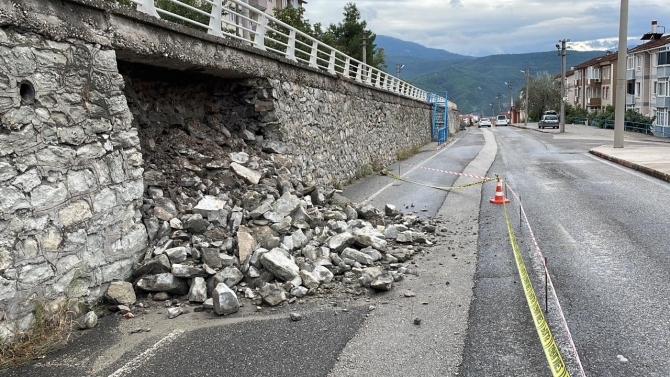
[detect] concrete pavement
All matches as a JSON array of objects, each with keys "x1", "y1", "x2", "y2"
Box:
[{"x1": 510, "y1": 121, "x2": 670, "y2": 182}]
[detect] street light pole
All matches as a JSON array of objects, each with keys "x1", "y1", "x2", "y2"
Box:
[
  {"x1": 521, "y1": 68, "x2": 530, "y2": 126},
  {"x1": 558, "y1": 39, "x2": 569, "y2": 133},
  {"x1": 395, "y1": 64, "x2": 405, "y2": 79},
  {"x1": 496, "y1": 93, "x2": 501, "y2": 114},
  {"x1": 614, "y1": 0, "x2": 629, "y2": 148},
  {"x1": 490, "y1": 103, "x2": 494, "y2": 117},
  {"x1": 505, "y1": 81, "x2": 513, "y2": 118}
]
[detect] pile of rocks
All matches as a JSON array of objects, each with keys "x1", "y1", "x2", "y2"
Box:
[{"x1": 112, "y1": 94, "x2": 441, "y2": 317}]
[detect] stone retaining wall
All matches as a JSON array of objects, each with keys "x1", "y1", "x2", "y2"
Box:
[{"x1": 0, "y1": 29, "x2": 147, "y2": 342}]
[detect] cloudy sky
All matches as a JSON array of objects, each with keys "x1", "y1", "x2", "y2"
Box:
[{"x1": 302, "y1": 0, "x2": 670, "y2": 56}]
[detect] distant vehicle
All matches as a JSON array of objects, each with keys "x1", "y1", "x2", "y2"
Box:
[
  {"x1": 479, "y1": 118, "x2": 492, "y2": 127},
  {"x1": 539, "y1": 114, "x2": 559, "y2": 129},
  {"x1": 496, "y1": 115, "x2": 509, "y2": 126}
]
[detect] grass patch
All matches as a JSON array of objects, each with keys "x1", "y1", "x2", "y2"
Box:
[
  {"x1": 396, "y1": 144, "x2": 421, "y2": 161},
  {"x1": 0, "y1": 299, "x2": 81, "y2": 370}
]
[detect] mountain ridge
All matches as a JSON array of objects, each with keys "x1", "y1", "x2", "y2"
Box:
[{"x1": 376, "y1": 35, "x2": 606, "y2": 114}]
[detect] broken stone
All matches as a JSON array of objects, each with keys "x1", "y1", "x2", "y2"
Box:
[
  {"x1": 230, "y1": 162, "x2": 261, "y2": 184},
  {"x1": 212, "y1": 283, "x2": 240, "y2": 315},
  {"x1": 312, "y1": 265, "x2": 334, "y2": 284},
  {"x1": 259, "y1": 282, "x2": 286, "y2": 306},
  {"x1": 192, "y1": 196, "x2": 227, "y2": 217},
  {"x1": 137, "y1": 273, "x2": 188, "y2": 295},
  {"x1": 188, "y1": 277, "x2": 208, "y2": 303},
  {"x1": 171, "y1": 264, "x2": 208, "y2": 278},
  {"x1": 327, "y1": 232, "x2": 354, "y2": 252},
  {"x1": 299, "y1": 269, "x2": 320, "y2": 290},
  {"x1": 260, "y1": 248, "x2": 299, "y2": 281},
  {"x1": 341, "y1": 247, "x2": 375, "y2": 265},
  {"x1": 165, "y1": 247, "x2": 188, "y2": 264},
  {"x1": 370, "y1": 272, "x2": 394, "y2": 291},
  {"x1": 167, "y1": 307, "x2": 184, "y2": 319},
  {"x1": 105, "y1": 281, "x2": 137, "y2": 306}
]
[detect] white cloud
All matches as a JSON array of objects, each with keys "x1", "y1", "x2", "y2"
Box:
[{"x1": 302, "y1": 0, "x2": 670, "y2": 56}]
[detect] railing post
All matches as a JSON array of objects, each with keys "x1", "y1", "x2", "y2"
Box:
[
  {"x1": 255, "y1": 15, "x2": 267, "y2": 51},
  {"x1": 343, "y1": 57, "x2": 351, "y2": 78},
  {"x1": 309, "y1": 40, "x2": 319, "y2": 68},
  {"x1": 136, "y1": 0, "x2": 159, "y2": 17},
  {"x1": 374, "y1": 70, "x2": 382, "y2": 88},
  {"x1": 365, "y1": 65, "x2": 372, "y2": 85},
  {"x1": 328, "y1": 50, "x2": 336, "y2": 74},
  {"x1": 356, "y1": 62, "x2": 363, "y2": 82},
  {"x1": 208, "y1": 0, "x2": 223, "y2": 37},
  {"x1": 286, "y1": 29, "x2": 297, "y2": 62}
]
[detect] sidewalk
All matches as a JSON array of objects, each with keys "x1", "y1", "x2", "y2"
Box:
[{"x1": 511, "y1": 122, "x2": 670, "y2": 183}]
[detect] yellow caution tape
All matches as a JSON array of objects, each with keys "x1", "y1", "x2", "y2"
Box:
[
  {"x1": 503, "y1": 204, "x2": 570, "y2": 377},
  {"x1": 381, "y1": 169, "x2": 496, "y2": 192}
]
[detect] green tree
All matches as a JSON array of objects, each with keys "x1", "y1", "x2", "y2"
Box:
[
  {"x1": 526, "y1": 72, "x2": 561, "y2": 121},
  {"x1": 327, "y1": 3, "x2": 386, "y2": 71}
]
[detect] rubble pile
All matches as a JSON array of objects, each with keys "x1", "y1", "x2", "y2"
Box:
[{"x1": 118, "y1": 78, "x2": 442, "y2": 317}]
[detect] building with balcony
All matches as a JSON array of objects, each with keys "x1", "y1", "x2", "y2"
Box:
[
  {"x1": 571, "y1": 51, "x2": 618, "y2": 113},
  {"x1": 627, "y1": 22, "x2": 670, "y2": 126}
]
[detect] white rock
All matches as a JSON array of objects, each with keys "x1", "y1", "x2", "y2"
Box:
[{"x1": 212, "y1": 283, "x2": 240, "y2": 315}]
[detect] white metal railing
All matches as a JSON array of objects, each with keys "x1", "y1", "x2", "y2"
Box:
[{"x1": 127, "y1": 0, "x2": 451, "y2": 107}]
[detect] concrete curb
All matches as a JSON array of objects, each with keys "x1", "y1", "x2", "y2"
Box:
[{"x1": 589, "y1": 149, "x2": 670, "y2": 183}]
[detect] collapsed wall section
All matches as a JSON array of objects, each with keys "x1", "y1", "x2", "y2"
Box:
[{"x1": 0, "y1": 28, "x2": 146, "y2": 342}]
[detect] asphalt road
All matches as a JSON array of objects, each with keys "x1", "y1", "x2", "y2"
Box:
[
  {"x1": 460, "y1": 125, "x2": 670, "y2": 376},
  {"x1": 6, "y1": 125, "x2": 670, "y2": 377}
]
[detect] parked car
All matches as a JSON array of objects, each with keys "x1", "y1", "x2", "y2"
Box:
[
  {"x1": 539, "y1": 114, "x2": 559, "y2": 129},
  {"x1": 479, "y1": 118, "x2": 492, "y2": 127},
  {"x1": 496, "y1": 115, "x2": 509, "y2": 126}
]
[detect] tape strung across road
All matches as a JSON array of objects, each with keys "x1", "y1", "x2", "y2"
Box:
[
  {"x1": 381, "y1": 169, "x2": 496, "y2": 192},
  {"x1": 503, "y1": 203, "x2": 570, "y2": 377},
  {"x1": 382, "y1": 164, "x2": 586, "y2": 376}
]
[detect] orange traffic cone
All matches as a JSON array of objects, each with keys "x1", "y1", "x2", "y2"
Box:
[{"x1": 489, "y1": 177, "x2": 510, "y2": 204}]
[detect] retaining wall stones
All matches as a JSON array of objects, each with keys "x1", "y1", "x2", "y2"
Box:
[{"x1": 0, "y1": 29, "x2": 147, "y2": 342}]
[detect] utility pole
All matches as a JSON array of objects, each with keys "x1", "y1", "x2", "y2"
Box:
[
  {"x1": 614, "y1": 0, "x2": 629, "y2": 148},
  {"x1": 558, "y1": 39, "x2": 569, "y2": 133},
  {"x1": 361, "y1": 32, "x2": 367, "y2": 64},
  {"x1": 505, "y1": 81, "x2": 513, "y2": 118},
  {"x1": 490, "y1": 103, "x2": 494, "y2": 117},
  {"x1": 521, "y1": 68, "x2": 530, "y2": 126},
  {"x1": 496, "y1": 93, "x2": 501, "y2": 114}
]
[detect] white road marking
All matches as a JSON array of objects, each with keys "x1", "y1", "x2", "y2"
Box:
[
  {"x1": 362, "y1": 137, "x2": 462, "y2": 204},
  {"x1": 586, "y1": 153, "x2": 670, "y2": 190},
  {"x1": 108, "y1": 329, "x2": 184, "y2": 377}
]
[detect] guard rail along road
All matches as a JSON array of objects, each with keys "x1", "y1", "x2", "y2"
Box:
[{"x1": 130, "y1": 0, "x2": 455, "y2": 109}]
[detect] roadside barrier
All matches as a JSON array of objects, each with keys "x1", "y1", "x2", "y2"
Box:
[
  {"x1": 381, "y1": 166, "x2": 586, "y2": 377},
  {"x1": 489, "y1": 177, "x2": 510, "y2": 204}
]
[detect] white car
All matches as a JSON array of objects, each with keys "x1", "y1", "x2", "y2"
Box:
[
  {"x1": 496, "y1": 115, "x2": 509, "y2": 126},
  {"x1": 478, "y1": 118, "x2": 492, "y2": 127}
]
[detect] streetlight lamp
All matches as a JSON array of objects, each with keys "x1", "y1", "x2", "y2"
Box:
[
  {"x1": 395, "y1": 64, "x2": 405, "y2": 79},
  {"x1": 505, "y1": 81, "x2": 513, "y2": 120},
  {"x1": 521, "y1": 69, "x2": 530, "y2": 126}
]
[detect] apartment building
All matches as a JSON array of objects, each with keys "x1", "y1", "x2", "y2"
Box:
[
  {"x1": 571, "y1": 51, "x2": 618, "y2": 113},
  {"x1": 626, "y1": 25, "x2": 670, "y2": 126}
]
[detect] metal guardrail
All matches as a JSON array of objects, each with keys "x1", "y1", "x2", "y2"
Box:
[
  {"x1": 128, "y1": 0, "x2": 452, "y2": 107},
  {"x1": 587, "y1": 118, "x2": 655, "y2": 135}
]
